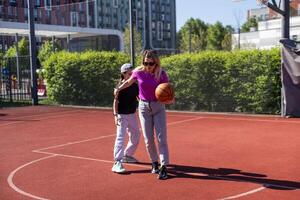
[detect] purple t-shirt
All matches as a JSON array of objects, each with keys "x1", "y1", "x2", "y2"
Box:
[{"x1": 131, "y1": 70, "x2": 169, "y2": 101}]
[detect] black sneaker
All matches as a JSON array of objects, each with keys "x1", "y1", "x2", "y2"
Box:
[
  {"x1": 151, "y1": 161, "x2": 159, "y2": 174},
  {"x1": 158, "y1": 165, "x2": 168, "y2": 180}
]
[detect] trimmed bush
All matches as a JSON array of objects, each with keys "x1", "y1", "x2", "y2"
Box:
[
  {"x1": 162, "y1": 49, "x2": 281, "y2": 114},
  {"x1": 43, "y1": 51, "x2": 129, "y2": 106},
  {"x1": 43, "y1": 49, "x2": 281, "y2": 114}
]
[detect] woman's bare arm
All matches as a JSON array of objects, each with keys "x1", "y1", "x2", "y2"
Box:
[{"x1": 114, "y1": 76, "x2": 136, "y2": 97}]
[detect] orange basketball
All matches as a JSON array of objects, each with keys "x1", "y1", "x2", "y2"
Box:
[{"x1": 155, "y1": 83, "x2": 175, "y2": 103}]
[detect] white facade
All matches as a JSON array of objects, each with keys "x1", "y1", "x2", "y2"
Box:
[
  {"x1": 232, "y1": 16, "x2": 300, "y2": 49},
  {"x1": 248, "y1": 7, "x2": 269, "y2": 21}
]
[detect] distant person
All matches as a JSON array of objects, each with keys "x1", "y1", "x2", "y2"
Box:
[
  {"x1": 114, "y1": 50, "x2": 174, "y2": 180},
  {"x1": 112, "y1": 63, "x2": 140, "y2": 173}
]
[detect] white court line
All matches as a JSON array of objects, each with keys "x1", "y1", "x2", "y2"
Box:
[
  {"x1": 205, "y1": 116, "x2": 300, "y2": 124},
  {"x1": 167, "y1": 113, "x2": 300, "y2": 124},
  {"x1": 0, "y1": 110, "x2": 79, "y2": 121},
  {"x1": 7, "y1": 155, "x2": 56, "y2": 200},
  {"x1": 9, "y1": 149, "x2": 269, "y2": 200},
  {"x1": 33, "y1": 116, "x2": 204, "y2": 152},
  {"x1": 0, "y1": 110, "x2": 80, "y2": 127},
  {"x1": 218, "y1": 187, "x2": 265, "y2": 200},
  {"x1": 7, "y1": 115, "x2": 267, "y2": 200},
  {"x1": 33, "y1": 134, "x2": 116, "y2": 152}
]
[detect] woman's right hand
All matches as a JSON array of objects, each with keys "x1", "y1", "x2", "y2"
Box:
[{"x1": 114, "y1": 88, "x2": 119, "y2": 98}]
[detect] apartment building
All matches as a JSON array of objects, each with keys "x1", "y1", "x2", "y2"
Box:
[
  {"x1": 95, "y1": 0, "x2": 176, "y2": 51},
  {"x1": 0, "y1": 0, "x2": 176, "y2": 53}
]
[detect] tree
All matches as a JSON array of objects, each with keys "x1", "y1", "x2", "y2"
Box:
[
  {"x1": 241, "y1": 17, "x2": 258, "y2": 33},
  {"x1": 207, "y1": 21, "x2": 227, "y2": 50},
  {"x1": 4, "y1": 37, "x2": 29, "y2": 58},
  {"x1": 123, "y1": 24, "x2": 143, "y2": 56},
  {"x1": 222, "y1": 25, "x2": 235, "y2": 51},
  {"x1": 4, "y1": 38, "x2": 29, "y2": 72},
  {"x1": 38, "y1": 40, "x2": 62, "y2": 65},
  {"x1": 177, "y1": 18, "x2": 208, "y2": 53}
]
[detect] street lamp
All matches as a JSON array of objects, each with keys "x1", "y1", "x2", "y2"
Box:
[
  {"x1": 27, "y1": 0, "x2": 38, "y2": 105},
  {"x1": 143, "y1": 0, "x2": 151, "y2": 50},
  {"x1": 129, "y1": 0, "x2": 135, "y2": 66}
]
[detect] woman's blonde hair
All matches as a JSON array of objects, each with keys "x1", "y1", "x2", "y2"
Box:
[{"x1": 135, "y1": 50, "x2": 162, "y2": 81}]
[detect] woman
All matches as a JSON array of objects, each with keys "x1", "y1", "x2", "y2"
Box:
[
  {"x1": 112, "y1": 63, "x2": 140, "y2": 173},
  {"x1": 115, "y1": 50, "x2": 173, "y2": 180}
]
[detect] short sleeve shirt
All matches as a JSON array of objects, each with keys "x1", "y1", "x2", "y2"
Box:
[
  {"x1": 117, "y1": 82, "x2": 139, "y2": 114},
  {"x1": 131, "y1": 70, "x2": 169, "y2": 101}
]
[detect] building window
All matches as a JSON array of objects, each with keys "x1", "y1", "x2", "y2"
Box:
[
  {"x1": 166, "y1": 23, "x2": 171, "y2": 30},
  {"x1": 113, "y1": 0, "x2": 118, "y2": 8},
  {"x1": 44, "y1": 0, "x2": 51, "y2": 10},
  {"x1": 71, "y1": 12, "x2": 78, "y2": 27},
  {"x1": 34, "y1": 9, "x2": 38, "y2": 21},
  {"x1": 157, "y1": 21, "x2": 163, "y2": 41},
  {"x1": 8, "y1": 6, "x2": 13, "y2": 16},
  {"x1": 152, "y1": 22, "x2": 156, "y2": 29},
  {"x1": 9, "y1": 0, "x2": 16, "y2": 6},
  {"x1": 35, "y1": 0, "x2": 41, "y2": 7}
]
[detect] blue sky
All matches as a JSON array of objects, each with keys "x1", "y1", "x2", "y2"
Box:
[{"x1": 176, "y1": 0, "x2": 261, "y2": 30}]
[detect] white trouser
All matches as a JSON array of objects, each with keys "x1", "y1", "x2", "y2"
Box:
[
  {"x1": 113, "y1": 113, "x2": 140, "y2": 161},
  {"x1": 138, "y1": 100, "x2": 169, "y2": 165}
]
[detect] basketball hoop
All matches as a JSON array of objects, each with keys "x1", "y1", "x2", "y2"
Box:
[{"x1": 256, "y1": 0, "x2": 269, "y2": 5}]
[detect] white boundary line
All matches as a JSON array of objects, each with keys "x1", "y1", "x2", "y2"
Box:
[
  {"x1": 218, "y1": 187, "x2": 266, "y2": 200},
  {"x1": 168, "y1": 113, "x2": 300, "y2": 124},
  {"x1": 33, "y1": 134, "x2": 116, "y2": 152},
  {"x1": 0, "y1": 110, "x2": 79, "y2": 121},
  {"x1": 7, "y1": 155, "x2": 56, "y2": 200},
  {"x1": 7, "y1": 115, "x2": 271, "y2": 200},
  {"x1": 0, "y1": 110, "x2": 81, "y2": 127}
]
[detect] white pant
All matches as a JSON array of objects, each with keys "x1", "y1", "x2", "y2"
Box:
[{"x1": 113, "y1": 113, "x2": 140, "y2": 161}]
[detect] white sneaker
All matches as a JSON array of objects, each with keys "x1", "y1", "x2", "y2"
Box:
[
  {"x1": 112, "y1": 161, "x2": 126, "y2": 173},
  {"x1": 121, "y1": 155, "x2": 138, "y2": 163}
]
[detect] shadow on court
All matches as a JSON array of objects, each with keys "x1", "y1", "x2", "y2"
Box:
[{"x1": 130, "y1": 163, "x2": 300, "y2": 190}]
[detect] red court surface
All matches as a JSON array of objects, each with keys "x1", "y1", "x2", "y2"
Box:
[{"x1": 0, "y1": 106, "x2": 299, "y2": 200}]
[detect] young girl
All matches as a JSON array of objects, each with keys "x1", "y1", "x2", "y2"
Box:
[
  {"x1": 114, "y1": 50, "x2": 174, "y2": 180},
  {"x1": 112, "y1": 63, "x2": 140, "y2": 173}
]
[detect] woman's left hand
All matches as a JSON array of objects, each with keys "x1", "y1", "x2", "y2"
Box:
[{"x1": 164, "y1": 98, "x2": 175, "y2": 105}]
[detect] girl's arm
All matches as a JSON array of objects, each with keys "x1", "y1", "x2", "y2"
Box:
[
  {"x1": 113, "y1": 98, "x2": 119, "y2": 126},
  {"x1": 114, "y1": 76, "x2": 136, "y2": 97},
  {"x1": 113, "y1": 98, "x2": 118, "y2": 116}
]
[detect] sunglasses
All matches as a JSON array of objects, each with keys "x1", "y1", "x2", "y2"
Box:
[{"x1": 143, "y1": 62, "x2": 155, "y2": 66}]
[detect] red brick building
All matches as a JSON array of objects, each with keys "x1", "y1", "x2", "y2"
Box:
[{"x1": 0, "y1": 0, "x2": 93, "y2": 27}]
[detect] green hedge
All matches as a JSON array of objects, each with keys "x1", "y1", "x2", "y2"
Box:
[
  {"x1": 43, "y1": 49, "x2": 281, "y2": 114},
  {"x1": 43, "y1": 51, "x2": 129, "y2": 106},
  {"x1": 163, "y1": 49, "x2": 281, "y2": 114}
]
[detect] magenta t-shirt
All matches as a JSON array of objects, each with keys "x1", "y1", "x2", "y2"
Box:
[{"x1": 131, "y1": 70, "x2": 169, "y2": 101}]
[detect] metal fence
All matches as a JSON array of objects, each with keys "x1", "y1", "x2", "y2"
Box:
[{"x1": 0, "y1": 56, "x2": 32, "y2": 102}]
